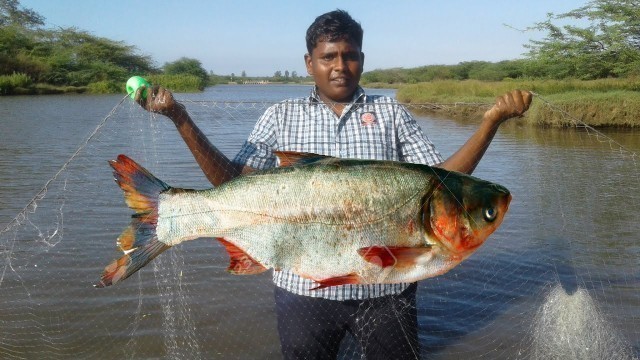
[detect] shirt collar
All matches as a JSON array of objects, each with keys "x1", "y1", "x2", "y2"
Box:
[{"x1": 308, "y1": 86, "x2": 366, "y2": 104}]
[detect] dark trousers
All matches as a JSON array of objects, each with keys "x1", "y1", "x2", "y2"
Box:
[{"x1": 274, "y1": 283, "x2": 420, "y2": 360}]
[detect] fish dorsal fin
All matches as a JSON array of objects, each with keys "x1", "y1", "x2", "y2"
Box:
[{"x1": 274, "y1": 151, "x2": 331, "y2": 167}]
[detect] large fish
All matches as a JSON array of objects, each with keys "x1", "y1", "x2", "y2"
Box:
[{"x1": 95, "y1": 152, "x2": 511, "y2": 288}]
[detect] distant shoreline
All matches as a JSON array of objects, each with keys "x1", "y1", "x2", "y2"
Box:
[{"x1": 6, "y1": 79, "x2": 640, "y2": 128}]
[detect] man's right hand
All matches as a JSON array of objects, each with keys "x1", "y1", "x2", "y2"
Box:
[{"x1": 135, "y1": 85, "x2": 185, "y2": 119}]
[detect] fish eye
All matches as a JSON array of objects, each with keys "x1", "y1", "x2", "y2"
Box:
[{"x1": 483, "y1": 207, "x2": 498, "y2": 222}]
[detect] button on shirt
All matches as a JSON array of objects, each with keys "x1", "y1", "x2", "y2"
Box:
[{"x1": 233, "y1": 86, "x2": 443, "y2": 300}]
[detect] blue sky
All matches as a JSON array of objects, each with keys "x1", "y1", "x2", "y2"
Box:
[{"x1": 21, "y1": 0, "x2": 588, "y2": 76}]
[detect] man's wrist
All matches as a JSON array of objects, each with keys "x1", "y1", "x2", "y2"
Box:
[
  {"x1": 168, "y1": 103, "x2": 188, "y2": 125},
  {"x1": 482, "y1": 107, "x2": 503, "y2": 126}
]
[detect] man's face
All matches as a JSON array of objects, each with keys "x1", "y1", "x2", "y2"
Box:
[{"x1": 305, "y1": 39, "x2": 364, "y2": 104}]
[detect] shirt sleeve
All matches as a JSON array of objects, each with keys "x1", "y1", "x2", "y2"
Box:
[
  {"x1": 232, "y1": 104, "x2": 279, "y2": 170},
  {"x1": 396, "y1": 105, "x2": 444, "y2": 166}
]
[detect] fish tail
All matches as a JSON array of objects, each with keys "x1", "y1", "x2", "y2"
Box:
[
  {"x1": 95, "y1": 154, "x2": 172, "y2": 288},
  {"x1": 95, "y1": 239, "x2": 170, "y2": 288}
]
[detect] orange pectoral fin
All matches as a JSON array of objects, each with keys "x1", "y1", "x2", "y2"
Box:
[
  {"x1": 217, "y1": 238, "x2": 268, "y2": 275},
  {"x1": 358, "y1": 246, "x2": 433, "y2": 268},
  {"x1": 310, "y1": 273, "x2": 362, "y2": 290}
]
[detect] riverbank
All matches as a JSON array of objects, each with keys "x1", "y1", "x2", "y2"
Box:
[{"x1": 396, "y1": 79, "x2": 640, "y2": 127}]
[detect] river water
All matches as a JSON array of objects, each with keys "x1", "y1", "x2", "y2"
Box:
[{"x1": 0, "y1": 85, "x2": 638, "y2": 359}]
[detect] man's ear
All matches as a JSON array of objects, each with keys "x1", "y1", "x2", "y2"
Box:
[
  {"x1": 304, "y1": 53, "x2": 313, "y2": 75},
  {"x1": 360, "y1": 52, "x2": 365, "y2": 71}
]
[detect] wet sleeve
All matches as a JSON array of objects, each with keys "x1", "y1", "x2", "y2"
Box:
[
  {"x1": 396, "y1": 106, "x2": 443, "y2": 166},
  {"x1": 232, "y1": 105, "x2": 279, "y2": 170}
]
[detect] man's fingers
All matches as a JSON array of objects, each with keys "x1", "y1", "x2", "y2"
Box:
[
  {"x1": 495, "y1": 92, "x2": 514, "y2": 116},
  {"x1": 144, "y1": 86, "x2": 165, "y2": 112},
  {"x1": 522, "y1": 90, "x2": 533, "y2": 110},
  {"x1": 499, "y1": 90, "x2": 534, "y2": 116},
  {"x1": 134, "y1": 86, "x2": 146, "y2": 105},
  {"x1": 511, "y1": 90, "x2": 525, "y2": 114},
  {"x1": 513, "y1": 89, "x2": 533, "y2": 114},
  {"x1": 150, "y1": 85, "x2": 161, "y2": 101},
  {"x1": 506, "y1": 92, "x2": 516, "y2": 110}
]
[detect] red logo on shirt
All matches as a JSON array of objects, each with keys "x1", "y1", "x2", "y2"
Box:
[{"x1": 361, "y1": 112, "x2": 376, "y2": 126}]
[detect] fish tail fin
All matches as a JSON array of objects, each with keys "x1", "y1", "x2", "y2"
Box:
[
  {"x1": 95, "y1": 154, "x2": 172, "y2": 288},
  {"x1": 95, "y1": 239, "x2": 170, "y2": 288},
  {"x1": 109, "y1": 154, "x2": 171, "y2": 214}
]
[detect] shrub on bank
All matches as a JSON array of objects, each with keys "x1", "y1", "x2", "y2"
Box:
[
  {"x1": 398, "y1": 79, "x2": 640, "y2": 103},
  {"x1": 88, "y1": 80, "x2": 121, "y2": 94},
  {"x1": 0, "y1": 73, "x2": 31, "y2": 94},
  {"x1": 397, "y1": 79, "x2": 640, "y2": 127},
  {"x1": 146, "y1": 74, "x2": 205, "y2": 92},
  {"x1": 526, "y1": 91, "x2": 640, "y2": 127}
]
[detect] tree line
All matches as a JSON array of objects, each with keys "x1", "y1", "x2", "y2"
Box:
[
  {"x1": 2, "y1": 0, "x2": 640, "y2": 94},
  {"x1": 364, "y1": 0, "x2": 640, "y2": 84}
]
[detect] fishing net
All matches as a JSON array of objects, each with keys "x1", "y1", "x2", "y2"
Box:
[{"x1": 0, "y1": 85, "x2": 638, "y2": 359}]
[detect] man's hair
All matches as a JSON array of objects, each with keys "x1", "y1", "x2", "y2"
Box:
[{"x1": 305, "y1": 10, "x2": 363, "y2": 54}]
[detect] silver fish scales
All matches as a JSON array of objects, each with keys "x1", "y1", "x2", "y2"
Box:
[{"x1": 96, "y1": 152, "x2": 511, "y2": 289}]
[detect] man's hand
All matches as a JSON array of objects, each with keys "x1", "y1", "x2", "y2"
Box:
[
  {"x1": 135, "y1": 85, "x2": 184, "y2": 118},
  {"x1": 484, "y1": 90, "x2": 533, "y2": 125}
]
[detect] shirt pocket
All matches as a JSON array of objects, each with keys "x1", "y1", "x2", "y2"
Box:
[{"x1": 339, "y1": 117, "x2": 398, "y2": 160}]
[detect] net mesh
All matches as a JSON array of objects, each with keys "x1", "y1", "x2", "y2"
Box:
[{"x1": 0, "y1": 88, "x2": 638, "y2": 359}]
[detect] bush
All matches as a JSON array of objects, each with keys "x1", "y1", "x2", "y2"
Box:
[
  {"x1": 0, "y1": 72, "x2": 32, "y2": 94},
  {"x1": 87, "y1": 80, "x2": 120, "y2": 94},
  {"x1": 145, "y1": 74, "x2": 205, "y2": 92}
]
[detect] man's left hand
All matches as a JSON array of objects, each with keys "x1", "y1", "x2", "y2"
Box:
[{"x1": 484, "y1": 90, "x2": 533, "y2": 124}]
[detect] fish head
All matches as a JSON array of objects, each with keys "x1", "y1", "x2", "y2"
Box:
[{"x1": 426, "y1": 174, "x2": 511, "y2": 258}]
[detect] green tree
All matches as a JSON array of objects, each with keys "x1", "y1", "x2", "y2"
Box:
[
  {"x1": 524, "y1": 0, "x2": 640, "y2": 79},
  {"x1": 0, "y1": 1, "x2": 44, "y2": 78},
  {"x1": 163, "y1": 57, "x2": 208, "y2": 83},
  {"x1": 0, "y1": 22, "x2": 155, "y2": 88},
  {"x1": 36, "y1": 28, "x2": 155, "y2": 85},
  {"x1": 0, "y1": 0, "x2": 44, "y2": 29}
]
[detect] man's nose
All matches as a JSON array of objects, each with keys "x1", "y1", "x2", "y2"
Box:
[{"x1": 333, "y1": 56, "x2": 346, "y2": 71}]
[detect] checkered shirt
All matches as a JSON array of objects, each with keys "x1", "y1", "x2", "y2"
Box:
[{"x1": 233, "y1": 86, "x2": 443, "y2": 300}]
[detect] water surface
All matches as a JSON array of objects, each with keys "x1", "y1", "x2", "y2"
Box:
[{"x1": 0, "y1": 85, "x2": 638, "y2": 359}]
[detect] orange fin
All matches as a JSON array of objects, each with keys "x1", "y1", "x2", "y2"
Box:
[
  {"x1": 310, "y1": 273, "x2": 362, "y2": 290},
  {"x1": 274, "y1": 151, "x2": 330, "y2": 167},
  {"x1": 95, "y1": 240, "x2": 171, "y2": 288},
  {"x1": 217, "y1": 238, "x2": 268, "y2": 275},
  {"x1": 96, "y1": 155, "x2": 173, "y2": 288},
  {"x1": 358, "y1": 246, "x2": 433, "y2": 268},
  {"x1": 109, "y1": 154, "x2": 170, "y2": 214}
]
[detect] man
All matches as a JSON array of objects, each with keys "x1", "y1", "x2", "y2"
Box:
[{"x1": 137, "y1": 9, "x2": 531, "y2": 360}]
